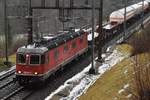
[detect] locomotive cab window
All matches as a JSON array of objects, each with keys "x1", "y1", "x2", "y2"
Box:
[
  {"x1": 17, "y1": 54, "x2": 26, "y2": 64},
  {"x1": 30, "y1": 55, "x2": 40, "y2": 65}
]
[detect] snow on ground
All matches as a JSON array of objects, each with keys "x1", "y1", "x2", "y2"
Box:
[
  {"x1": 123, "y1": 84, "x2": 129, "y2": 89},
  {"x1": 126, "y1": 94, "x2": 132, "y2": 98},
  {"x1": 118, "y1": 89, "x2": 125, "y2": 94},
  {"x1": 118, "y1": 83, "x2": 130, "y2": 95},
  {"x1": 0, "y1": 66, "x2": 15, "y2": 76},
  {"x1": 124, "y1": 69, "x2": 128, "y2": 74},
  {"x1": 75, "y1": 29, "x2": 80, "y2": 32},
  {"x1": 45, "y1": 47, "x2": 128, "y2": 100}
]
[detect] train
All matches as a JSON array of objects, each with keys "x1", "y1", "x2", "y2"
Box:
[
  {"x1": 110, "y1": 1, "x2": 149, "y2": 25},
  {"x1": 16, "y1": 31, "x2": 88, "y2": 84},
  {"x1": 15, "y1": 0, "x2": 150, "y2": 85},
  {"x1": 103, "y1": 0, "x2": 150, "y2": 39}
]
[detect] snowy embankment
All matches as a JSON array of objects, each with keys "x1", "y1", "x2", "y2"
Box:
[{"x1": 45, "y1": 47, "x2": 128, "y2": 100}]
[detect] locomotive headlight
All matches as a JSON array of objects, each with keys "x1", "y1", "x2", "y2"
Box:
[
  {"x1": 18, "y1": 71, "x2": 21, "y2": 74},
  {"x1": 26, "y1": 54, "x2": 29, "y2": 57},
  {"x1": 34, "y1": 72, "x2": 38, "y2": 75}
]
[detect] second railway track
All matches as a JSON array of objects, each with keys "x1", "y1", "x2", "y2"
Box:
[
  {"x1": 0, "y1": 69, "x2": 16, "y2": 91},
  {"x1": 1, "y1": 86, "x2": 24, "y2": 100},
  {"x1": 1, "y1": 86, "x2": 35, "y2": 100},
  {"x1": 0, "y1": 69, "x2": 15, "y2": 81}
]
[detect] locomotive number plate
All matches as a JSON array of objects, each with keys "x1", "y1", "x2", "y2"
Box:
[{"x1": 23, "y1": 71, "x2": 32, "y2": 74}]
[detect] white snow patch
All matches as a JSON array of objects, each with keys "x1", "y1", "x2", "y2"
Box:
[
  {"x1": 126, "y1": 94, "x2": 132, "y2": 98},
  {"x1": 75, "y1": 29, "x2": 80, "y2": 32},
  {"x1": 106, "y1": 46, "x2": 112, "y2": 52},
  {"x1": 62, "y1": 75, "x2": 98, "y2": 100},
  {"x1": 116, "y1": 37, "x2": 124, "y2": 44},
  {"x1": 118, "y1": 84, "x2": 129, "y2": 95},
  {"x1": 101, "y1": 54, "x2": 106, "y2": 58},
  {"x1": 118, "y1": 89, "x2": 125, "y2": 94},
  {"x1": 45, "y1": 48, "x2": 126, "y2": 100},
  {"x1": 124, "y1": 69, "x2": 128, "y2": 74},
  {"x1": 123, "y1": 84, "x2": 129, "y2": 89}
]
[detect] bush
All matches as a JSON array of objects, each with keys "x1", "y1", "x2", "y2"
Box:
[
  {"x1": 130, "y1": 26, "x2": 150, "y2": 100},
  {"x1": 130, "y1": 29, "x2": 150, "y2": 56}
]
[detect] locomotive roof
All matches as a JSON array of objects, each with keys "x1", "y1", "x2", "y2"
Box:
[
  {"x1": 17, "y1": 46, "x2": 48, "y2": 54},
  {"x1": 42, "y1": 30, "x2": 85, "y2": 50},
  {"x1": 17, "y1": 30, "x2": 85, "y2": 54}
]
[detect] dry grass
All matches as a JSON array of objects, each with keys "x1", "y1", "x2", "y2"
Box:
[
  {"x1": 79, "y1": 43, "x2": 150, "y2": 100},
  {"x1": 131, "y1": 53, "x2": 150, "y2": 100},
  {"x1": 0, "y1": 54, "x2": 16, "y2": 71},
  {"x1": 117, "y1": 44, "x2": 133, "y2": 56},
  {"x1": 130, "y1": 26, "x2": 150, "y2": 99},
  {"x1": 79, "y1": 44, "x2": 135, "y2": 100}
]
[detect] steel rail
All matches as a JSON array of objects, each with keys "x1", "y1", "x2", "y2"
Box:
[
  {"x1": 0, "y1": 80, "x2": 14, "y2": 90},
  {"x1": 0, "y1": 70, "x2": 15, "y2": 81},
  {"x1": 1, "y1": 86, "x2": 24, "y2": 100}
]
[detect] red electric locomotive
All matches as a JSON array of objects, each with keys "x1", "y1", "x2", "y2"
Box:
[{"x1": 15, "y1": 31, "x2": 88, "y2": 84}]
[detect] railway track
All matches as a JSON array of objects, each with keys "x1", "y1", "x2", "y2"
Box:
[
  {"x1": 0, "y1": 79, "x2": 14, "y2": 90},
  {"x1": 21, "y1": 90, "x2": 35, "y2": 100},
  {"x1": 0, "y1": 69, "x2": 20, "y2": 100},
  {"x1": 1, "y1": 86, "x2": 24, "y2": 100},
  {"x1": 0, "y1": 68, "x2": 35, "y2": 100},
  {"x1": 1, "y1": 86, "x2": 35, "y2": 100},
  {"x1": 0, "y1": 69, "x2": 16, "y2": 91},
  {"x1": 0, "y1": 69, "x2": 15, "y2": 81}
]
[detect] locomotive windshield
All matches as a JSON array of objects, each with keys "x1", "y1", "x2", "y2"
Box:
[
  {"x1": 17, "y1": 54, "x2": 26, "y2": 64},
  {"x1": 17, "y1": 53, "x2": 45, "y2": 65},
  {"x1": 30, "y1": 55, "x2": 40, "y2": 65}
]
